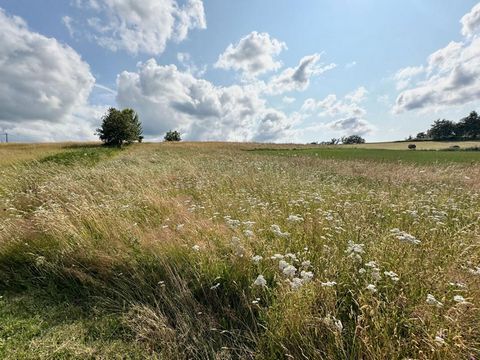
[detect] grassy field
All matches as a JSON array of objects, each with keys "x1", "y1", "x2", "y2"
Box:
[
  {"x1": 343, "y1": 140, "x2": 480, "y2": 150},
  {"x1": 1, "y1": 142, "x2": 480, "y2": 359}
]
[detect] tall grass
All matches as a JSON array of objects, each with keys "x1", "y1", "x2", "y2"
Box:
[{"x1": 0, "y1": 142, "x2": 479, "y2": 359}]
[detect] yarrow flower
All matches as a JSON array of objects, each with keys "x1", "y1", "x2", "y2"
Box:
[
  {"x1": 384, "y1": 271, "x2": 400, "y2": 282},
  {"x1": 287, "y1": 214, "x2": 304, "y2": 223},
  {"x1": 300, "y1": 271, "x2": 313, "y2": 283},
  {"x1": 283, "y1": 264, "x2": 297, "y2": 278},
  {"x1": 426, "y1": 294, "x2": 443, "y2": 308},
  {"x1": 345, "y1": 240, "x2": 365, "y2": 262},
  {"x1": 366, "y1": 284, "x2": 377, "y2": 293},
  {"x1": 271, "y1": 253, "x2": 284, "y2": 260},
  {"x1": 253, "y1": 275, "x2": 267, "y2": 288},
  {"x1": 279, "y1": 260, "x2": 289, "y2": 270},
  {"x1": 288, "y1": 277, "x2": 303, "y2": 290},
  {"x1": 390, "y1": 228, "x2": 421, "y2": 245},
  {"x1": 252, "y1": 255, "x2": 263, "y2": 263},
  {"x1": 270, "y1": 224, "x2": 290, "y2": 238}
]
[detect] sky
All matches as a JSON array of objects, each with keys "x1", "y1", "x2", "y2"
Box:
[{"x1": 1, "y1": 0, "x2": 480, "y2": 143}]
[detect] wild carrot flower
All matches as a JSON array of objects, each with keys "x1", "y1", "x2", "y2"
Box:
[
  {"x1": 300, "y1": 271, "x2": 313, "y2": 282},
  {"x1": 270, "y1": 224, "x2": 289, "y2": 237},
  {"x1": 279, "y1": 260, "x2": 289, "y2": 270},
  {"x1": 390, "y1": 228, "x2": 421, "y2": 245},
  {"x1": 283, "y1": 264, "x2": 297, "y2": 277},
  {"x1": 253, "y1": 275, "x2": 267, "y2": 288}
]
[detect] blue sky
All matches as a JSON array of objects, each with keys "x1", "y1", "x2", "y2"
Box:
[{"x1": 1, "y1": 0, "x2": 480, "y2": 142}]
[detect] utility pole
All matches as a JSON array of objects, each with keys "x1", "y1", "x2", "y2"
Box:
[{"x1": 2, "y1": 132, "x2": 7, "y2": 143}]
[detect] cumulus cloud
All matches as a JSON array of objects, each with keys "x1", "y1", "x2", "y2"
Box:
[
  {"x1": 301, "y1": 87, "x2": 375, "y2": 136},
  {"x1": 74, "y1": 0, "x2": 206, "y2": 55},
  {"x1": 394, "y1": 65, "x2": 424, "y2": 90},
  {"x1": 214, "y1": 31, "x2": 286, "y2": 78},
  {"x1": 267, "y1": 54, "x2": 336, "y2": 94},
  {"x1": 116, "y1": 59, "x2": 295, "y2": 142},
  {"x1": 394, "y1": 3, "x2": 480, "y2": 113},
  {"x1": 461, "y1": 2, "x2": 480, "y2": 36},
  {"x1": 0, "y1": 8, "x2": 95, "y2": 139}
]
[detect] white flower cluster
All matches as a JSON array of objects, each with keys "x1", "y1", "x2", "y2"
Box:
[
  {"x1": 270, "y1": 224, "x2": 290, "y2": 238},
  {"x1": 345, "y1": 240, "x2": 364, "y2": 262},
  {"x1": 287, "y1": 214, "x2": 304, "y2": 223},
  {"x1": 390, "y1": 228, "x2": 421, "y2": 245}
]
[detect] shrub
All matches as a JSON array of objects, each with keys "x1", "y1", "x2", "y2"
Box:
[
  {"x1": 164, "y1": 130, "x2": 181, "y2": 142},
  {"x1": 408, "y1": 144, "x2": 417, "y2": 150},
  {"x1": 96, "y1": 108, "x2": 143, "y2": 147}
]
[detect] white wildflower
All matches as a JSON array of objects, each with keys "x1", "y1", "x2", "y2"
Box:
[
  {"x1": 252, "y1": 255, "x2": 263, "y2": 264},
  {"x1": 289, "y1": 277, "x2": 303, "y2": 290},
  {"x1": 283, "y1": 264, "x2": 297, "y2": 277},
  {"x1": 345, "y1": 240, "x2": 364, "y2": 262},
  {"x1": 453, "y1": 295, "x2": 467, "y2": 303},
  {"x1": 384, "y1": 271, "x2": 400, "y2": 282},
  {"x1": 253, "y1": 275, "x2": 267, "y2": 288},
  {"x1": 366, "y1": 284, "x2": 377, "y2": 293},
  {"x1": 321, "y1": 281, "x2": 337, "y2": 287},
  {"x1": 300, "y1": 271, "x2": 314, "y2": 282},
  {"x1": 301, "y1": 260, "x2": 311, "y2": 268},
  {"x1": 244, "y1": 229, "x2": 254, "y2": 237},
  {"x1": 287, "y1": 214, "x2": 304, "y2": 222},
  {"x1": 271, "y1": 253, "x2": 284, "y2": 260},
  {"x1": 390, "y1": 228, "x2": 421, "y2": 245},
  {"x1": 192, "y1": 245, "x2": 201, "y2": 251},
  {"x1": 434, "y1": 336, "x2": 445, "y2": 346},
  {"x1": 270, "y1": 224, "x2": 290, "y2": 238},
  {"x1": 279, "y1": 260, "x2": 289, "y2": 270}
]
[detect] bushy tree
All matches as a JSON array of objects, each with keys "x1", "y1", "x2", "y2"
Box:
[
  {"x1": 456, "y1": 111, "x2": 480, "y2": 139},
  {"x1": 415, "y1": 132, "x2": 428, "y2": 140},
  {"x1": 427, "y1": 119, "x2": 456, "y2": 140},
  {"x1": 96, "y1": 108, "x2": 142, "y2": 147},
  {"x1": 341, "y1": 135, "x2": 366, "y2": 144},
  {"x1": 164, "y1": 130, "x2": 181, "y2": 142}
]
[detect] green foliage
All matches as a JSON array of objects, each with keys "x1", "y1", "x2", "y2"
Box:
[
  {"x1": 164, "y1": 130, "x2": 181, "y2": 142},
  {"x1": 417, "y1": 111, "x2": 480, "y2": 141},
  {"x1": 96, "y1": 108, "x2": 143, "y2": 147},
  {"x1": 341, "y1": 135, "x2": 365, "y2": 144},
  {"x1": 427, "y1": 119, "x2": 457, "y2": 140}
]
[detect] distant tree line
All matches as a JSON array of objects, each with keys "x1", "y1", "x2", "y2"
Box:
[
  {"x1": 410, "y1": 111, "x2": 480, "y2": 141},
  {"x1": 312, "y1": 135, "x2": 366, "y2": 145}
]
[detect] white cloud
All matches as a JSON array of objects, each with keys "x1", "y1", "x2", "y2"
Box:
[
  {"x1": 74, "y1": 0, "x2": 206, "y2": 55},
  {"x1": 393, "y1": 65, "x2": 424, "y2": 90},
  {"x1": 267, "y1": 54, "x2": 336, "y2": 94},
  {"x1": 177, "y1": 52, "x2": 207, "y2": 77},
  {"x1": 214, "y1": 31, "x2": 286, "y2": 78},
  {"x1": 301, "y1": 86, "x2": 374, "y2": 136},
  {"x1": 394, "y1": 3, "x2": 480, "y2": 113},
  {"x1": 116, "y1": 59, "x2": 295, "y2": 142},
  {"x1": 461, "y1": 2, "x2": 480, "y2": 36},
  {"x1": 0, "y1": 9, "x2": 95, "y2": 130},
  {"x1": 62, "y1": 15, "x2": 75, "y2": 37}
]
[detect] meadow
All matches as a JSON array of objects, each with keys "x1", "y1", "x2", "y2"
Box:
[{"x1": 0, "y1": 142, "x2": 480, "y2": 359}]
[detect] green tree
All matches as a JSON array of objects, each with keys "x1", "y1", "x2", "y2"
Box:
[
  {"x1": 456, "y1": 111, "x2": 480, "y2": 139},
  {"x1": 164, "y1": 130, "x2": 182, "y2": 142},
  {"x1": 341, "y1": 135, "x2": 365, "y2": 144},
  {"x1": 96, "y1": 108, "x2": 143, "y2": 147},
  {"x1": 427, "y1": 119, "x2": 456, "y2": 140}
]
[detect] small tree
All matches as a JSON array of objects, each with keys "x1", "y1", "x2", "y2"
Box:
[
  {"x1": 341, "y1": 135, "x2": 366, "y2": 144},
  {"x1": 96, "y1": 108, "x2": 142, "y2": 147},
  {"x1": 164, "y1": 130, "x2": 181, "y2": 142}
]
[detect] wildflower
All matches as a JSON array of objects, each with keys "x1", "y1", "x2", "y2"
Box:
[
  {"x1": 289, "y1": 277, "x2": 303, "y2": 290},
  {"x1": 468, "y1": 266, "x2": 480, "y2": 275},
  {"x1": 253, "y1": 275, "x2": 267, "y2": 288},
  {"x1": 366, "y1": 284, "x2": 377, "y2": 293},
  {"x1": 271, "y1": 253, "x2": 284, "y2": 260},
  {"x1": 323, "y1": 315, "x2": 343, "y2": 332},
  {"x1": 176, "y1": 224, "x2": 185, "y2": 230},
  {"x1": 252, "y1": 255, "x2": 263, "y2": 264},
  {"x1": 384, "y1": 271, "x2": 400, "y2": 282},
  {"x1": 192, "y1": 245, "x2": 200, "y2": 251},
  {"x1": 244, "y1": 229, "x2": 254, "y2": 237},
  {"x1": 345, "y1": 240, "x2": 364, "y2": 262},
  {"x1": 321, "y1": 281, "x2": 337, "y2": 287},
  {"x1": 283, "y1": 264, "x2": 297, "y2": 277},
  {"x1": 453, "y1": 295, "x2": 466, "y2": 303},
  {"x1": 287, "y1": 214, "x2": 304, "y2": 222},
  {"x1": 426, "y1": 294, "x2": 443, "y2": 308},
  {"x1": 285, "y1": 253, "x2": 298, "y2": 261},
  {"x1": 390, "y1": 228, "x2": 421, "y2": 245},
  {"x1": 358, "y1": 268, "x2": 366, "y2": 274},
  {"x1": 270, "y1": 224, "x2": 289, "y2": 238},
  {"x1": 279, "y1": 260, "x2": 289, "y2": 270},
  {"x1": 448, "y1": 282, "x2": 466, "y2": 288},
  {"x1": 300, "y1": 271, "x2": 314, "y2": 282},
  {"x1": 371, "y1": 268, "x2": 382, "y2": 281},
  {"x1": 252, "y1": 298, "x2": 260, "y2": 304}
]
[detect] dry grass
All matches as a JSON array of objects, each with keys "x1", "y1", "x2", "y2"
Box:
[{"x1": 0, "y1": 142, "x2": 479, "y2": 359}]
